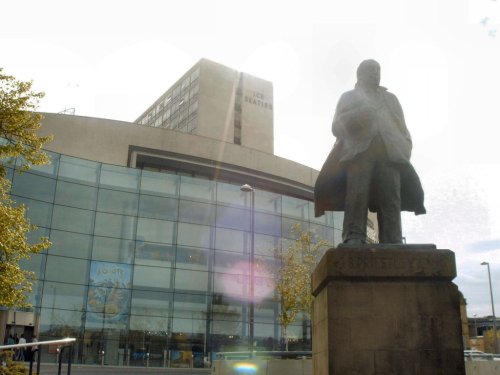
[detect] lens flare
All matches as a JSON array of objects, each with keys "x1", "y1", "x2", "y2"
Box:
[
  {"x1": 216, "y1": 261, "x2": 274, "y2": 302},
  {"x1": 233, "y1": 362, "x2": 258, "y2": 373}
]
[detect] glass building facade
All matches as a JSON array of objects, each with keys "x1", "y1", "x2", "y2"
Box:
[{"x1": 4, "y1": 149, "x2": 342, "y2": 367}]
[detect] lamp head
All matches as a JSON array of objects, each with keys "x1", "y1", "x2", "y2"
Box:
[
  {"x1": 481, "y1": 262, "x2": 489, "y2": 266},
  {"x1": 240, "y1": 184, "x2": 254, "y2": 192}
]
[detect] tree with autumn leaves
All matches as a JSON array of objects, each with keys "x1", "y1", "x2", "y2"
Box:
[
  {"x1": 0, "y1": 68, "x2": 52, "y2": 308},
  {"x1": 273, "y1": 224, "x2": 331, "y2": 350},
  {"x1": 482, "y1": 327, "x2": 500, "y2": 354}
]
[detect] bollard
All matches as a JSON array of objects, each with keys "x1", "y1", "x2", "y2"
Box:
[
  {"x1": 101, "y1": 351, "x2": 105, "y2": 366},
  {"x1": 146, "y1": 352, "x2": 150, "y2": 368}
]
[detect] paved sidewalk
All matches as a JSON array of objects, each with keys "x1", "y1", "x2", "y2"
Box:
[{"x1": 34, "y1": 363, "x2": 211, "y2": 375}]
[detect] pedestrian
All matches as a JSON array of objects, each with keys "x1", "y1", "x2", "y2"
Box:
[
  {"x1": 28, "y1": 335, "x2": 38, "y2": 362},
  {"x1": 17, "y1": 334, "x2": 26, "y2": 361},
  {"x1": 6, "y1": 335, "x2": 15, "y2": 346}
]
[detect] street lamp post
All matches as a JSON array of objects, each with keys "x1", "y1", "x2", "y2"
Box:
[
  {"x1": 240, "y1": 184, "x2": 255, "y2": 354},
  {"x1": 481, "y1": 261, "x2": 498, "y2": 354}
]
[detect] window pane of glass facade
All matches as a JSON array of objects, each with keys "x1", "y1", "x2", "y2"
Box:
[
  {"x1": 97, "y1": 188, "x2": 139, "y2": 216},
  {"x1": 179, "y1": 200, "x2": 215, "y2": 225},
  {"x1": 52, "y1": 205, "x2": 95, "y2": 234},
  {"x1": 282, "y1": 218, "x2": 308, "y2": 240},
  {"x1": 211, "y1": 319, "x2": 243, "y2": 336},
  {"x1": 55, "y1": 180, "x2": 97, "y2": 210},
  {"x1": 92, "y1": 236, "x2": 135, "y2": 264},
  {"x1": 255, "y1": 212, "x2": 281, "y2": 236},
  {"x1": 176, "y1": 247, "x2": 210, "y2": 271},
  {"x1": 282, "y1": 196, "x2": 309, "y2": 220},
  {"x1": 255, "y1": 190, "x2": 281, "y2": 214},
  {"x1": 216, "y1": 205, "x2": 249, "y2": 231},
  {"x1": 44, "y1": 256, "x2": 89, "y2": 284},
  {"x1": 26, "y1": 280, "x2": 43, "y2": 308},
  {"x1": 213, "y1": 272, "x2": 248, "y2": 300},
  {"x1": 180, "y1": 176, "x2": 215, "y2": 202},
  {"x1": 58, "y1": 155, "x2": 100, "y2": 186},
  {"x1": 213, "y1": 251, "x2": 249, "y2": 274},
  {"x1": 254, "y1": 275, "x2": 275, "y2": 303},
  {"x1": 140, "y1": 170, "x2": 179, "y2": 197},
  {"x1": 333, "y1": 212, "x2": 343, "y2": 230},
  {"x1": 49, "y1": 230, "x2": 92, "y2": 259},
  {"x1": 308, "y1": 201, "x2": 334, "y2": 226},
  {"x1": 39, "y1": 308, "x2": 83, "y2": 338},
  {"x1": 334, "y1": 228, "x2": 343, "y2": 246},
  {"x1": 12, "y1": 196, "x2": 53, "y2": 228},
  {"x1": 255, "y1": 233, "x2": 279, "y2": 257},
  {"x1": 20, "y1": 253, "x2": 46, "y2": 280},
  {"x1": 215, "y1": 227, "x2": 247, "y2": 253},
  {"x1": 133, "y1": 265, "x2": 171, "y2": 291},
  {"x1": 137, "y1": 217, "x2": 175, "y2": 244},
  {"x1": 310, "y1": 223, "x2": 334, "y2": 246},
  {"x1": 212, "y1": 296, "x2": 243, "y2": 324},
  {"x1": 100, "y1": 164, "x2": 140, "y2": 192},
  {"x1": 177, "y1": 223, "x2": 212, "y2": 248},
  {"x1": 11, "y1": 172, "x2": 56, "y2": 202},
  {"x1": 89, "y1": 261, "x2": 132, "y2": 288},
  {"x1": 254, "y1": 300, "x2": 278, "y2": 323},
  {"x1": 17, "y1": 151, "x2": 60, "y2": 177},
  {"x1": 216, "y1": 182, "x2": 247, "y2": 208},
  {"x1": 255, "y1": 323, "x2": 279, "y2": 340},
  {"x1": 173, "y1": 293, "x2": 208, "y2": 319},
  {"x1": 94, "y1": 212, "x2": 136, "y2": 240},
  {"x1": 172, "y1": 317, "x2": 206, "y2": 335},
  {"x1": 131, "y1": 290, "x2": 171, "y2": 317},
  {"x1": 138, "y1": 194, "x2": 178, "y2": 221},
  {"x1": 26, "y1": 226, "x2": 50, "y2": 247},
  {"x1": 41, "y1": 281, "x2": 87, "y2": 310},
  {"x1": 130, "y1": 315, "x2": 169, "y2": 332},
  {"x1": 4, "y1": 166, "x2": 13, "y2": 183},
  {"x1": 174, "y1": 269, "x2": 210, "y2": 292},
  {"x1": 135, "y1": 242, "x2": 175, "y2": 268}
]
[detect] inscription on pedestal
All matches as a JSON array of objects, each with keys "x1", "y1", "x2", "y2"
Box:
[{"x1": 332, "y1": 251, "x2": 447, "y2": 274}]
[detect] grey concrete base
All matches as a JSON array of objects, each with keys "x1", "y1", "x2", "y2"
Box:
[{"x1": 312, "y1": 246, "x2": 465, "y2": 375}]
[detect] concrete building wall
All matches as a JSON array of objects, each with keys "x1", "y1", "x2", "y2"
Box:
[
  {"x1": 38, "y1": 113, "x2": 317, "y2": 189},
  {"x1": 197, "y1": 59, "x2": 238, "y2": 145},
  {"x1": 241, "y1": 72, "x2": 274, "y2": 154}
]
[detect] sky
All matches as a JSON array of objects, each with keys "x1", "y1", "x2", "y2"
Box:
[{"x1": 1, "y1": 0, "x2": 500, "y2": 317}]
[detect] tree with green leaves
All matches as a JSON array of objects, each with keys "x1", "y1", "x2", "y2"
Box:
[
  {"x1": 0, "y1": 68, "x2": 52, "y2": 308},
  {"x1": 273, "y1": 224, "x2": 331, "y2": 350}
]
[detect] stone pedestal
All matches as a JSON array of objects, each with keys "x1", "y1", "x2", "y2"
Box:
[{"x1": 311, "y1": 245, "x2": 465, "y2": 375}]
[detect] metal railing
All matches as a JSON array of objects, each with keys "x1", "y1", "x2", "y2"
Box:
[{"x1": 0, "y1": 337, "x2": 76, "y2": 375}]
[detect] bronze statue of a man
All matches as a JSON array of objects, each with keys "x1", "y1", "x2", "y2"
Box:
[{"x1": 314, "y1": 59, "x2": 426, "y2": 244}]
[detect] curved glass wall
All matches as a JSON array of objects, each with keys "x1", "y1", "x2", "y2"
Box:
[{"x1": 5, "y1": 151, "x2": 342, "y2": 367}]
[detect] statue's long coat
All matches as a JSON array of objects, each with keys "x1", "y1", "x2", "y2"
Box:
[{"x1": 314, "y1": 86, "x2": 426, "y2": 217}]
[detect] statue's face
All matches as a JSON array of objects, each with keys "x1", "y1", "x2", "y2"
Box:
[{"x1": 359, "y1": 62, "x2": 381, "y2": 88}]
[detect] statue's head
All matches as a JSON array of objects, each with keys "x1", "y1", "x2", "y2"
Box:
[{"x1": 356, "y1": 59, "x2": 381, "y2": 88}]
